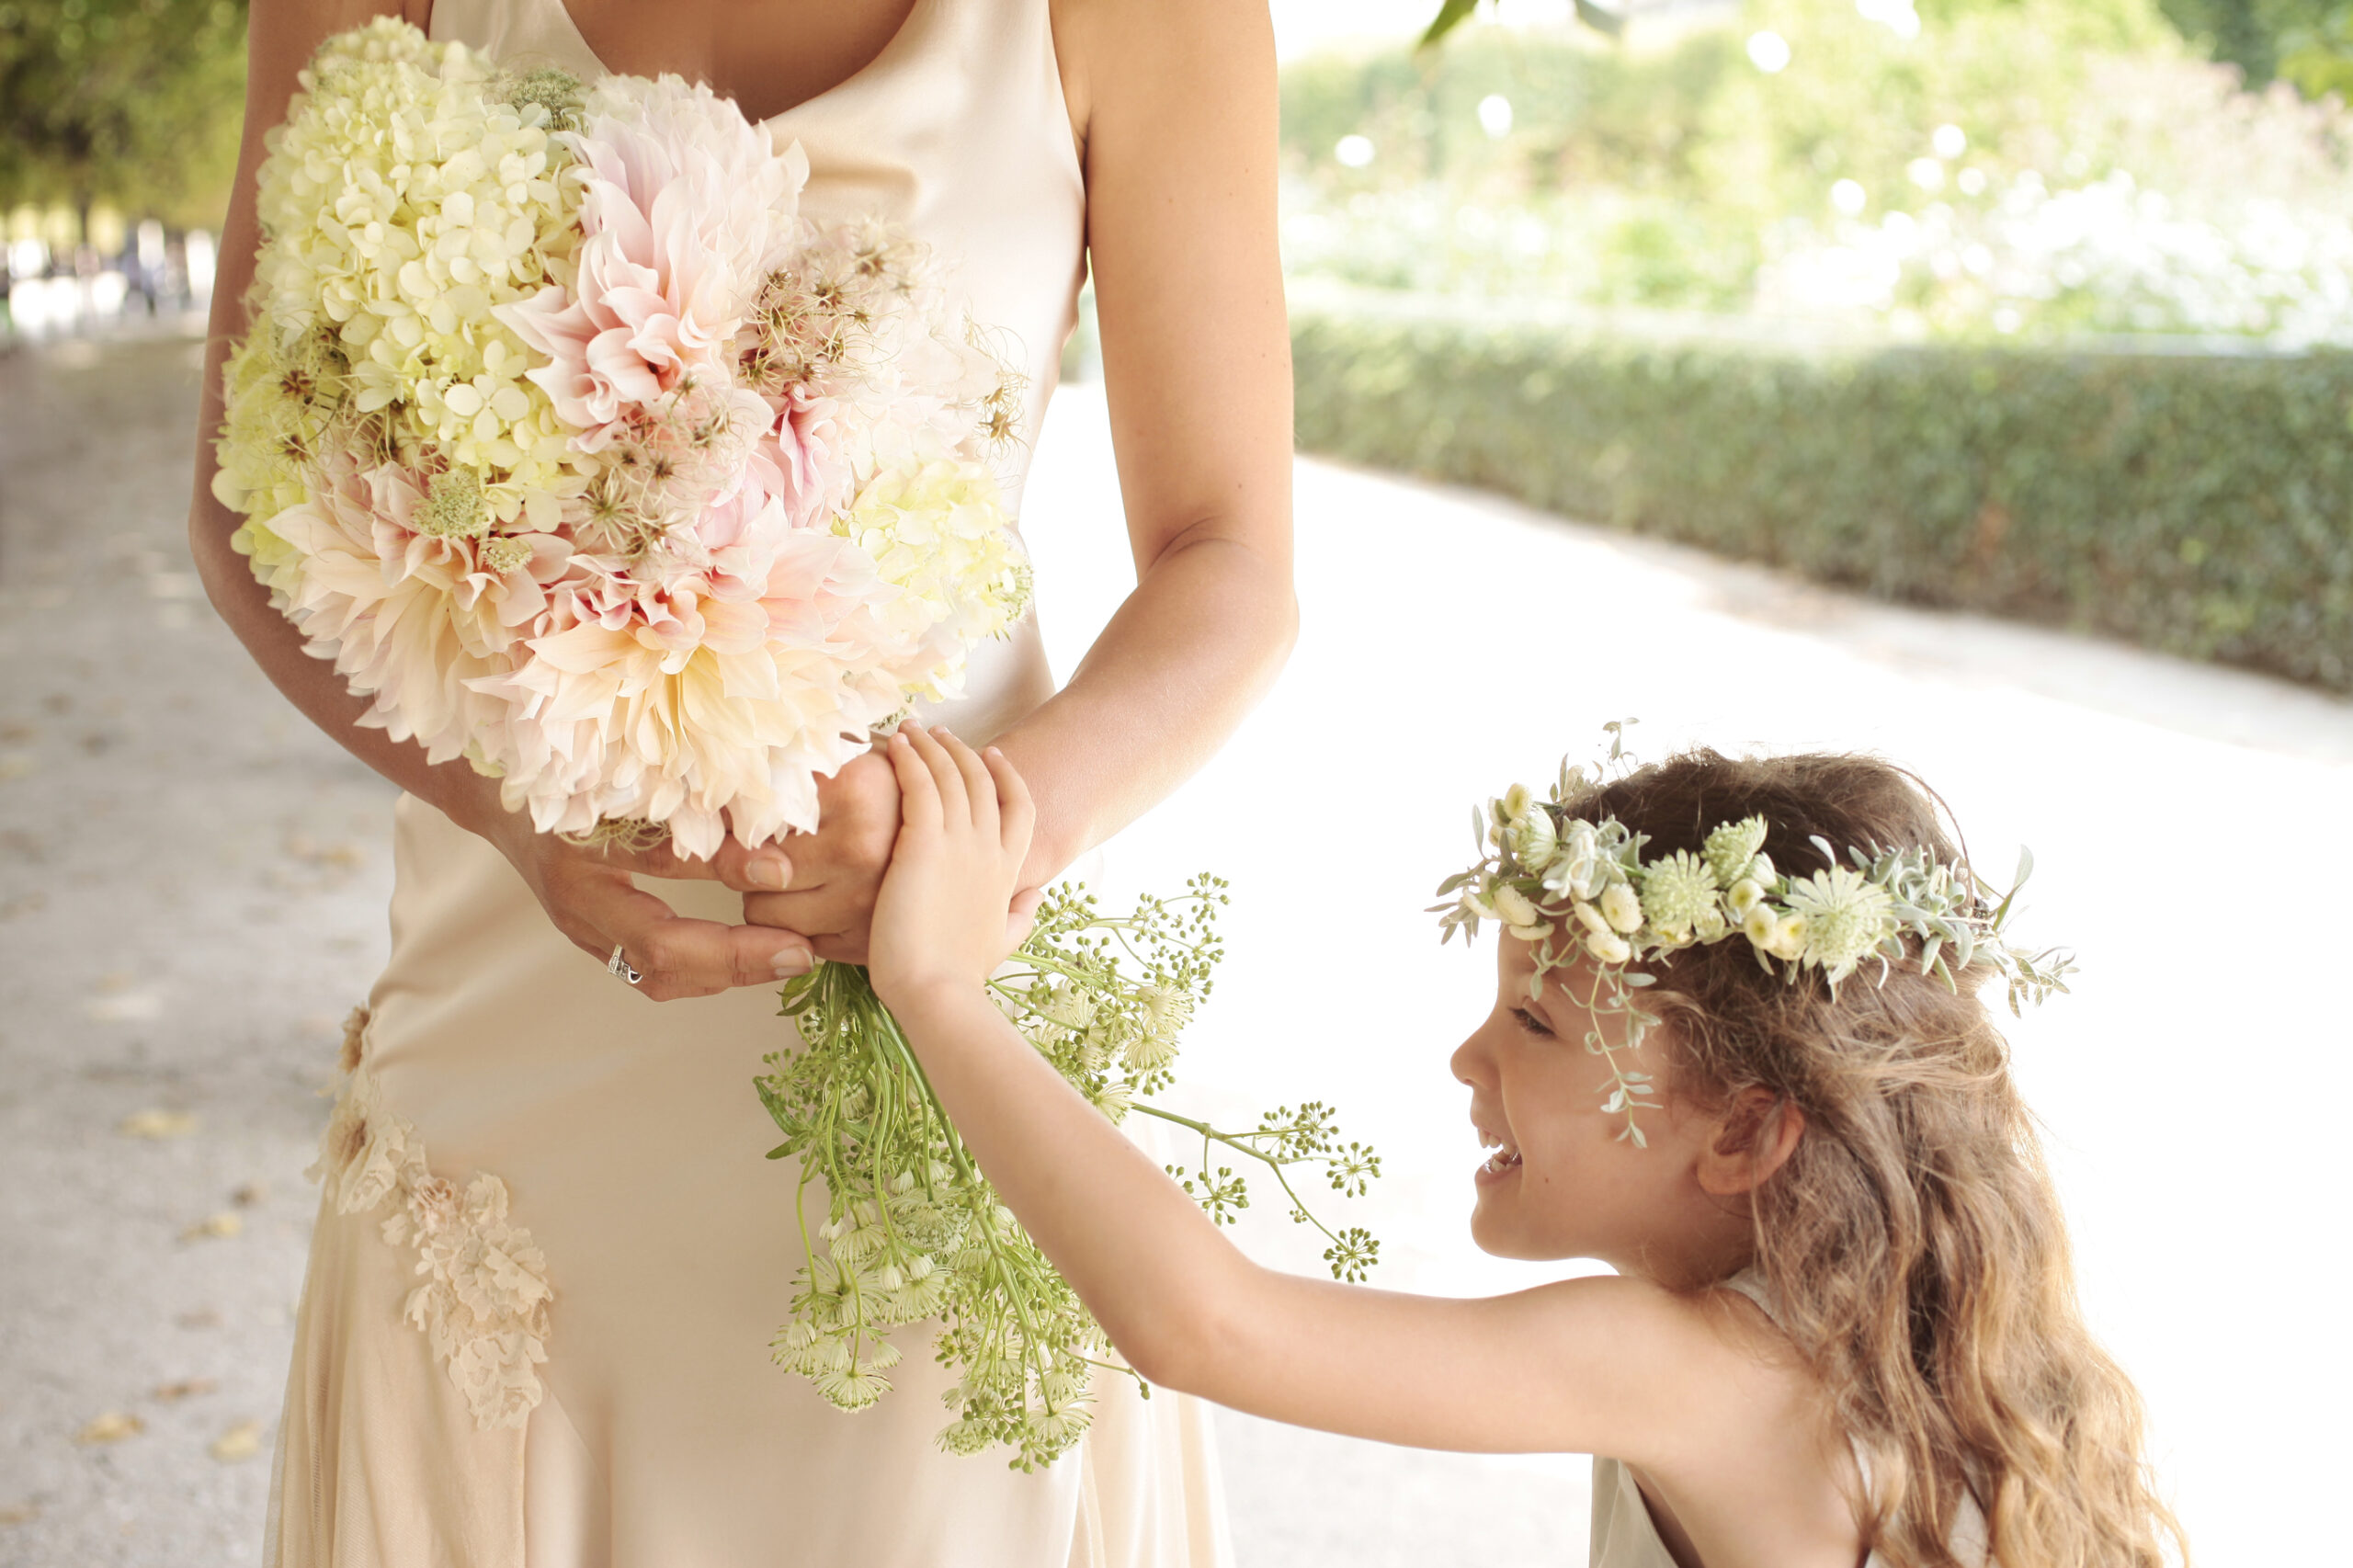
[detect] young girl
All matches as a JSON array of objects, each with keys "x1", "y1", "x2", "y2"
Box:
[{"x1": 865, "y1": 722, "x2": 2186, "y2": 1568}]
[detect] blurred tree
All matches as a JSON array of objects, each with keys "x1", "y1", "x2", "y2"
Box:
[
  {"x1": 1421, "y1": 0, "x2": 1623, "y2": 49},
  {"x1": 2142, "y1": 0, "x2": 2353, "y2": 91},
  {"x1": 0, "y1": 0, "x2": 249, "y2": 232},
  {"x1": 2274, "y1": 0, "x2": 2353, "y2": 93},
  {"x1": 1423, "y1": 0, "x2": 2353, "y2": 99}
]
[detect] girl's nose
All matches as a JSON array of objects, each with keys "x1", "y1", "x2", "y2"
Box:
[{"x1": 1449, "y1": 1027, "x2": 1492, "y2": 1090}]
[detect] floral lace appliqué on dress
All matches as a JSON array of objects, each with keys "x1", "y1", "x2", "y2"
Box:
[{"x1": 311, "y1": 1006, "x2": 554, "y2": 1431}]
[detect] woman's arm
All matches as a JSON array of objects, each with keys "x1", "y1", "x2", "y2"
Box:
[
  {"x1": 866, "y1": 727, "x2": 1757, "y2": 1468},
  {"x1": 742, "y1": 0, "x2": 1298, "y2": 960},
  {"x1": 186, "y1": 0, "x2": 808, "y2": 1001}
]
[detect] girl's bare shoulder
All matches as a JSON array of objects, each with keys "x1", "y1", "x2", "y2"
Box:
[{"x1": 1519, "y1": 1274, "x2": 1831, "y2": 1463}]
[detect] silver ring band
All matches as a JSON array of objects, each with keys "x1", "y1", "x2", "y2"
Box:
[{"x1": 606, "y1": 942, "x2": 642, "y2": 985}]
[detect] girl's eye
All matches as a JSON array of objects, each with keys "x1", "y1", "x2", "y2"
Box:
[{"x1": 1510, "y1": 1006, "x2": 1554, "y2": 1039}]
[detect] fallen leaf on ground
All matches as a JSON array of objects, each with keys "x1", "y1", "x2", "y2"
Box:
[
  {"x1": 180, "y1": 1212, "x2": 243, "y2": 1242},
  {"x1": 284, "y1": 834, "x2": 365, "y2": 869},
  {"x1": 152, "y1": 1379, "x2": 217, "y2": 1403},
  {"x1": 74, "y1": 1412, "x2": 144, "y2": 1445},
  {"x1": 118, "y1": 1109, "x2": 197, "y2": 1139},
  {"x1": 209, "y1": 1421, "x2": 263, "y2": 1462},
  {"x1": 232, "y1": 1182, "x2": 268, "y2": 1207},
  {"x1": 86, "y1": 994, "x2": 163, "y2": 1023},
  {"x1": 0, "y1": 1502, "x2": 37, "y2": 1526}
]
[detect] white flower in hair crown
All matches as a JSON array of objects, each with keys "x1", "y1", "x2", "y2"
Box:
[{"x1": 1432, "y1": 723, "x2": 2075, "y2": 1145}]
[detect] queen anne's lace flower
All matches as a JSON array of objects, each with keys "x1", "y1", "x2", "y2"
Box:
[{"x1": 313, "y1": 1006, "x2": 553, "y2": 1432}]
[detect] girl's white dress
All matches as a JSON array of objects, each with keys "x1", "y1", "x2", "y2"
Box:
[{"x1": 261, "y1": 1, "x2": 1232, "y2": 1562}]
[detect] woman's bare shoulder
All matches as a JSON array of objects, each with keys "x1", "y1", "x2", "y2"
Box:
[{"x1": 1048, "y1": 0, "x2": 1273, "y2": 163}]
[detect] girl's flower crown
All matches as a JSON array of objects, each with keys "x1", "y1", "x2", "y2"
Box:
[{"x1": 1433, "y1": 724, "x2": 2074, "y2": 1144}]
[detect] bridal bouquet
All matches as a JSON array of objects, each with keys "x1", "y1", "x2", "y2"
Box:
[
  {"x1": 211, "y1": 18, "x2": 1029, "y2": 857},
  {"x1": 220, "y1": 19, "x2": 1381, "y2": 1471}
]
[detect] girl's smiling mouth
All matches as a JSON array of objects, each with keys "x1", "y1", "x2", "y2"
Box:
[{"x1": 1475, "y1": 1125, "x2": 1523, "y2": 1185}]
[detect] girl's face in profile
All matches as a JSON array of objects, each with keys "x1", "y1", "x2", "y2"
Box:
[{"x1": 1448, "y1": 938, "x2": 1705, "y2": 1275}]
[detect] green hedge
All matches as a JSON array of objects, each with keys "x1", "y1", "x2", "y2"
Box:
[{"x1": 1290, "y1": 295, "x2": 2353, "y2": 692}]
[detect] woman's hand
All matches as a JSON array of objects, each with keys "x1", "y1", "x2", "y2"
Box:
[
  {"x1": 476, "y1": 807, "x2": 814, "y2": 1004},
  {"x1": 737, "y1": 748, "x2": 902, "y2": 965},
  {"x1": 868, "y1": 724, "x2": 1043, "y2": 1008}
]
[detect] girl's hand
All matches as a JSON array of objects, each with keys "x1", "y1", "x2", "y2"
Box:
[{"x1": 868, "y1": 724, "x2": 1043, "y2": 1007}]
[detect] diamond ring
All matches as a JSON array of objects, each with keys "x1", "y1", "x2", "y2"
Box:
[{"x1": 606, "y1": 943, "x2": 642, "y2": 985}]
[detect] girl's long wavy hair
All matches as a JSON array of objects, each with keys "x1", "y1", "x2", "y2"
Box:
[{"x1": 1569, "y1": 749, "x2": 2185, "y2": 1568}]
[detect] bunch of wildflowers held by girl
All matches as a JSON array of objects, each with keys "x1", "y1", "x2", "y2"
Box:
[
  {"x1": 214, "y1": 18, "x2": 1031, "y2": 860},
  {"x1": 758, "y1": 878, "x2": 1381, "y2": 1470},
  {"x1": 858, "y1": 723, "x2": 2188, "y2": 1568}
]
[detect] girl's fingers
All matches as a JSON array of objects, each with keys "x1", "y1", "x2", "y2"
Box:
[
  {"x1": 888, "y1": 729, "x2": 943, "y2": 831},
  {"x1": 983, "y1": 746, "x2": 1035, "y2": 858},
  {"x1": 934, "y1": 727, "x2": 996, "y2": 831},
  {"x1": 904, "y1": 722, "x2": 968, "y2": 819}
]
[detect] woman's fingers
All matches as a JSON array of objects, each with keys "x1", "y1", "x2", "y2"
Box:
[
  {"x1": 935, "y1": 726, "x2": 997, "y2": 831},
  {"x1": 983, "y1": 746, "x2": 1035, "y2": 858},
  {"x1": 708, "y1": 836, "x2": 795, "y2": 894},
  {"x1": 1005, "y1": 885, "x2": 1047, "y2": 950},
  {"x1": 557, "y1": 863, "x2": 813, "y2": 1001}
]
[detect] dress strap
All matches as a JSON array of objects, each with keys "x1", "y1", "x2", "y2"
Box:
[{"x1": 1719, "y1": 1267, "x2": 1780, "y2": 1324}]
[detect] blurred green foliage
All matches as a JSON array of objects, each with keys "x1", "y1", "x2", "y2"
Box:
[
  {"x1": 1420, "y1": 0, "x2": 2353, "y2": 100},
  {"x1": 2151, "y1": 0, "x2": 2353, "y2": 91},
  {"x1": 1291, "y1": 293, "x2": 2353, "y2": 689},
  {"x1": 0, "y1": 0, "x2": 248, "y2": 226},
  {"x1": 1282, "y1": 0, "x2": 2353, "y2": 334},
  {"x1": 2275, "y1": 0, "x2": 2353, "y2": 94},
  {"x1": 1293, "y1": 0, "x2": 2168, "y2": 199}
]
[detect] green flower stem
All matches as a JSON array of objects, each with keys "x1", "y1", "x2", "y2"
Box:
[
  {"x1": 867, "y1": 979, "x2": 1074, "y2": 1413},
  {"x1": 1128, "y1": 1103, "x2": 1352, "y2": 1253}
]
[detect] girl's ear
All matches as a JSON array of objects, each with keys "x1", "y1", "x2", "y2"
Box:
[{"x1": 1695, "y1": 1089, "x2": 1804, "y2": 1197}]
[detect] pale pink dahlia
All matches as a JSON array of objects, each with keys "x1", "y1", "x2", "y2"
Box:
[{"x1": 497, "y1": 74, "x2": 808, "y2": 454}]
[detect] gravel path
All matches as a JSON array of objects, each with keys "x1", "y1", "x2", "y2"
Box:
[{"x1": 5, "y1": 326, "x2": 2349, "y2": 1564}]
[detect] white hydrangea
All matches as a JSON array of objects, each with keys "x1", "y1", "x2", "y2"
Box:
[{"x1": 248, "y1": 19, "x2": 584, "y2": 526}]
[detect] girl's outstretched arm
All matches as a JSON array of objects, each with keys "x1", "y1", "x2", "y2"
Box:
[{"x1": 866, "y1": 725, "x2": 1799, "y2": 1470}]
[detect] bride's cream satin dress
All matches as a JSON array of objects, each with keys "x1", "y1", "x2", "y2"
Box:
[{"x1": 261, "y1": 1, "x2": 1232, "y2": 1562}]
